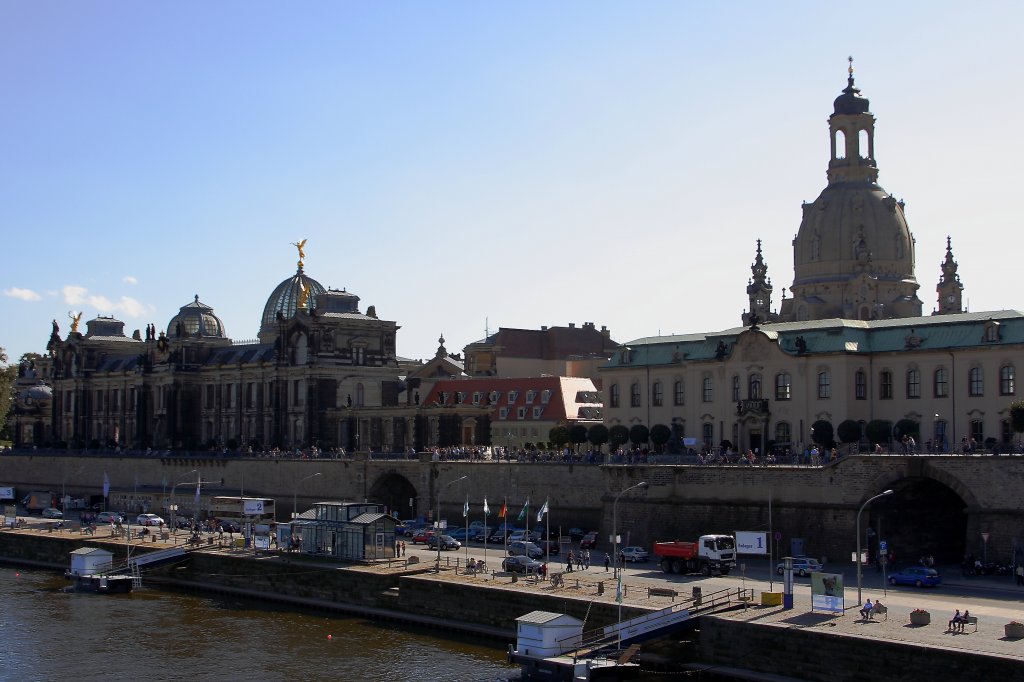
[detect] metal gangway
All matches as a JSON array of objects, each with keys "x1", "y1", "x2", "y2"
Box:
[{"x1": 564, "y1": 586, "x2": 752, "y2": 663}]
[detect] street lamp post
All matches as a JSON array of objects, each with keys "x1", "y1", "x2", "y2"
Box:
[
  {"x1": 613, "y1": 480, "x2": 648, "y2": 649},
  {"x1": 856, "y1": 489, "x2": 893, "y2": 604},
  {"x1": 436, "y1": 475, "x2": 468, "y2": 570},
  {"x1": 293, "y1": 472, "x2": 322, "y2": 520},
  {"x1": 169, "y1": 469, "x2": 198, "y2": 535}
]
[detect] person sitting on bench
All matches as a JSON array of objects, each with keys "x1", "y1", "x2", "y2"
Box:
[
  {"x1": 467, "y1": 557, "x2": 477, "y2": 573},
  {"x1": 859, "y1": 598, "x2": 874, "y2": 619},
  {"x1": 956, "y1": 609, "x2": 971, "y2": 633},
  {"x1": 948, "y1": 609, "x2": 962, "y2": 631}
]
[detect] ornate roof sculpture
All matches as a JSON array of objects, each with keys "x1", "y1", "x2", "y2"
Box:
[{"x1": 260, "y1": 239, "x2": 327, "y2": 335}]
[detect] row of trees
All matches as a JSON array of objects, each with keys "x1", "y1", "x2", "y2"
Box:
[{"x1": 547, "y1": 423, "x2": 675, "y2": 452}]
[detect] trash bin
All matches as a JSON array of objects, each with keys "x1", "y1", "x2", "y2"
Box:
[
  {"x1": 597, "y1": 581, "x2": 604, "y2": 595},
  {"x1": 692, "y1": 586, "x2": 702, "y2": 606},
  {"x1": 511, "y1": 573, "x2": 517, "y2": 583}
]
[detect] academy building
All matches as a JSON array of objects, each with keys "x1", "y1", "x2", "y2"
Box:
[{"x1": 601, "y1": 66, "x2": 1023, "y2": 455}]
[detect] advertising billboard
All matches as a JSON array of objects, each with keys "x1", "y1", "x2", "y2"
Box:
[{"x1": 811, "y1": 572, "x2": 844, "y2": 613}]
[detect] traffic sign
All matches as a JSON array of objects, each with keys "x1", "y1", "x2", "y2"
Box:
[
  {"x1": 774, "y1": 531, "x2": 782, "y2": 541},
  {"x1": 879, "y1": 540, "x2": 887, "y2": 553}
]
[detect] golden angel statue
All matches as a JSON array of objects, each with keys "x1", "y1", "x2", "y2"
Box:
[
  {"x1": 296, "y1": 281, "x2": 310, "y2": 309},
  {"x1": 68, "y1": 311, "x2": 83, "y2": 333},
  {"x1": 291, "y1": 238, "x2": 307, "y2": 266}
]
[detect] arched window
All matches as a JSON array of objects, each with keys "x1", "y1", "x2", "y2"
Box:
[
  {"x1": 855, "y1": 370, "x2": 866, "y2": 400},
  {"x1": 859, "y1": 129, "x2": 870, "y2": 159},
  {"x1": 702, "y1": 422, "x2": 714, "y2": 446},
  {"x1": 775, "y1": 421, "x2": 792, "y2": 446},
  {"x1": 817, "y1": 371, "x2": 831, "y2": 399},
  {"x1": 879, "y1": 370, "x2": 893, "y2": 399},
  {"x1": 1001, "y1": 365, "x2": 1015, "y2": 396},
  {"x1": 652, "y1": 380, "x2": 663, "y2": 407},
  {"x1": 630, "y1": 382, "x2": 641, "y2": 407},
  {"x1": 775, "y1": 372, "x2": 791, "y2": 401},
  {"x1": 609, "y1": 384, "x2": 620, "y2": 408},
  {"x1": 748, "y1": 373, "x2": 762, "y2": 400},
  {"x1": 702, "y1": 376, "x2": 714, "y2": 403},
  {"x1": 673, "y1": 380, "x2": 684, "y2": 406},
  {"x1": 731, "y1": 375, "x2": 740, "y2": 402},
  {"x1": 934, "y1": 367, "x2": 949, "y2": 397},
  {"x1": 969, "y1": 367, "x2": 984, "y2": 397},
  {"x1": 906, "y1": 369, "x2": 921, "y2": 399},
  {"x1": 834, "y1": 129, "x2": 846, "y2": 159},
  {"x1": 970, "y1": 419, "x2": 984, "y2": 444}
]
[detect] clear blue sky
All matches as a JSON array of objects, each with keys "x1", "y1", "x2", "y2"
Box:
[{"x1": 2, "y1": 2, "x2": 1021, "y2": 364}]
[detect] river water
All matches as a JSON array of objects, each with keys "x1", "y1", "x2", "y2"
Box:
[{"x1": 0, "y1": 566, "x2": 520, "y2": 681}]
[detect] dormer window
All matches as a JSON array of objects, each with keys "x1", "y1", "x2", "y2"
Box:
[
  {"x1": 499, "y1": 407, "x2": 509, "y2": 419},
  {"x1": 541, "y1": 390, "x2": 551, "y2": 404},
  {"x1": 525, "y1": 390, "x2": 536, "y2": 404},
  {"x1": 456, "y1": 392, "x2": 465, "y2": 404},
  {"x1": 532, "y1": 406, "x2": 542, "y2": 418},
  {"x1": 472, "y1": 392, "x2": 482, "y2": 405},
  {"x1": 508, "y1": 390, "x2": 519, "y2": 404},
  {"x1": 490, "y1": 390, "x2": 500, "y2": 403},
  {"x1": 517, "y1": 407, "x2": 527, "y2": 419},
  {"x1": 984, "y1": 321, "x2": 1001, "y2": 343}
]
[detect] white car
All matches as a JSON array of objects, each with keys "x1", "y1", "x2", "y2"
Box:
[
  {"x1": 136, "y1": 513, "x2": 165, "y2": 526},
  {"x1": 776, "y1": 556, "x2": 823, "y2": 576},
  {"x1": 41, "y1": 507, "x2": 63, "y2": 519},
  {"x1": 621, "y1": 546, "x2": 649, "y2": 562}
]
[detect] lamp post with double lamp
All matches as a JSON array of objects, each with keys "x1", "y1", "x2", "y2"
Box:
[
  {"x1": 856, "y1": 489, "x2": 893, "y2": 603},
  {"x1": 436, "y1": 475, "x2": 468, "y2": 571},
  {"x1": 293, "y1": 472, "x2": 322, "y2": 520},
  {"x1": 613, "y1": 480, "x2": 648, "y2": 648},
  {"x1": 169, "y1": 469, "x2": 198, "y2": 535}
]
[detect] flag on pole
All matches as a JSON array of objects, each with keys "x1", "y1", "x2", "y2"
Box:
[
  {"x1": 463, "y1": 495, "x2": 469, "y2": 518},
  {"x1": 517, "y1": 497, "x2": 529, "y2": 522},
  {"x1": 536, "y1": 499, "x2": 549, "y2": 523},
  {"x1": 483, "y1": 498, "x2": 490, "y2": 516},
  {"x1": 499, "y1": 502, "x2": 507, "y2": 519},
  {"x1": 102, "y1": 472, "x2": 110, "y2": 498},
  {"x1": 195, "y1": 481, "x2": 201, "y2": 504}
]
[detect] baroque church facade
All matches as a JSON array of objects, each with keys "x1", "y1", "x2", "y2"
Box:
[{"x1": 603, "y1": 67, "x2": 1021, "y2": 455}]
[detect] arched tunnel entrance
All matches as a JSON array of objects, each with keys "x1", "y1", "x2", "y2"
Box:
[
  {"x1": 863, "y1": 477, "x2": 967, "y2": 566},
  {"x1": 368, "y1": 472, "x2": 419, "y2": 521}
]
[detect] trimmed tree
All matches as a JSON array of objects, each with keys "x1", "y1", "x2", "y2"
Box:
[
  {"x1": 650, "y1": 424, "x2": 672, "y2": 453},
  {"x1": 587, "y1": 423, "x2": 609, "y2": 451},
  {"x1": 894, "y1": 418, "x2": 920, "y2": 441},
  {"x1": 810, "y1": 420, "x2": 834, "y2": 448},
  {"x1": 568, "y1": 424, "x2": 589, "y2": 452},
  {"x1": 548, "y1": 425, "x2": 569, "y2": 449},
  {"x1": 629, "y1": 424, "x2": 650, "y2": 448},
  {"x1": 837, "y1": 419, "x2": 862, "y2": 447},
  {"x1": 865, "y1": 419, "x2": 893, "y2": 449},
  {"x1": 1010, "y1": 400, "x2": 1024, "y2": 442},
  {"x1": 609, "y1": 425, "x2": 630, "y2": 451}
]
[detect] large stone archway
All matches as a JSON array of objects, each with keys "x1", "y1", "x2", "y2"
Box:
[
  {"x1": 367, "y1": 471, "x2": 419, "y2": 520},
  {"x1": 861, "y1": 477, "x2": 968, "y2": 566}
]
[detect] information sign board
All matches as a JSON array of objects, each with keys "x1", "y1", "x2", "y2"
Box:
[{"x1": 735, "y1": 531, "x2": 768, "y2": 555}]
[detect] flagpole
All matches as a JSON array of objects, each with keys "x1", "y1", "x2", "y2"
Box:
[
  {"x1": 483, "y1": 498, "x2": 488, "y2": 568},
  {"x1": 465, "y1": 494, "x2": 469, "y2": 564},
  {"x1": 546, "y1": 500, "x2": 550, "y2": 567}
]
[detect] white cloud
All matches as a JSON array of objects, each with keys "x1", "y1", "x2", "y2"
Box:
[
  {"x1": 61, "y1": 284, "x2": 154, "y2": 319},
  {"x1": 4, "y1": 287, "x2": 42, "y2": 301},
  {"x1": 122, "y1": 275, "x2": 138, "y2": 285}
]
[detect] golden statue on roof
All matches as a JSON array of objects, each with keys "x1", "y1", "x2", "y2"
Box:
[
  {"x1": 297, "y1": 281, "x2": 310, "y2": 309},
  {"x1": 291, "y1": 238, "x2": 308, "y2": 269},
  {"x1": 68, "y1": 310, "x2": 82, "y2": 333}
]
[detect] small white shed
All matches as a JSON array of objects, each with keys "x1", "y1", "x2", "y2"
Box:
[
  {"x1": 515, "y1": 611, "x2": 583, "y2": 658},
  {"x1": 68, "y1": 547, "x2": 114, "y2": 576}
]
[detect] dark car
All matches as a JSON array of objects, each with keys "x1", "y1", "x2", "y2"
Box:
[
  {"x1": 889, "y1": 566, "x2": 941, "y2": 587},
  {"x1": 580, "y1": 531, "x2": 599, "y2": 549},
  {"x1": 426, "y1": 534, "x2": 461, "y2": 551},
  {"x1": 502, "y1": 555, "x2": 542, "y2": 574},
  {"x1": 218, "y1": 520, "x2": 241, "y2": 534}
]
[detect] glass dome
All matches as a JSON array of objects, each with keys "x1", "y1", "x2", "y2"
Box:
[
  {"x1": 260, "y1": 267, "x2": 326, "y2": 333},
  {"x1": 168, "y1": 295, "x2": 227, "y2": 339}
]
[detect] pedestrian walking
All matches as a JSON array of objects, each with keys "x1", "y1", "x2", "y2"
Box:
[
  {"x1": 584, "y1": 550, "x2": 591, "y2": 569},
  {"x1": 604, "y1": 553, "x2": 610, "y2": 572}
]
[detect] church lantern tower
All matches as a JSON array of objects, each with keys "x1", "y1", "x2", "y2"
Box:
[
  {"x1": 935, "y1": 236, "x2": 965, "y2": 315},
  {"x1": 779, "y1": 59, "x2": 922, "y2": 323},
  {"x1": 743, "y1": 240, "x2": 776, "y2": 326}
]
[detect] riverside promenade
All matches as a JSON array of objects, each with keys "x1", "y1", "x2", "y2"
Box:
[{"x1": 6, "y1": 518, "x2": 1024, "y2": 679}]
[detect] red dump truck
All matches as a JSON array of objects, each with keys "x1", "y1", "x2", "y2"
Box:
[{"x1": 652, "y1": 534, "x2": 737, "y2": 575}]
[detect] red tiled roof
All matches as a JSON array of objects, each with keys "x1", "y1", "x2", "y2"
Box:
[{"x1": 420, "y1": 376, "x2": 602, "y2": 423}]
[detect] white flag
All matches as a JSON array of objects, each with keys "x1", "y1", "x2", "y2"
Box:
[
  {"x1": 102, "y1": 472, "x2": 110, "y2": 498},
  {"x1": 536, "y1": 499, "x2": 549, "y2": 523},
  {"x1": 483, "y1": 498, "x2": 490, "y2": 516},
  {"x1": 195, "y1": 482, "x2": 201, "y2": 504}
]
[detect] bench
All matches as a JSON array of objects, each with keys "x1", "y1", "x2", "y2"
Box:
[
  {"x1": 869, "y1": 604, "x2": 888, "y2": 620},
  {"x1": 648, "y1": 587, "x2": 678, "y2": 599},
  {"x1": 962, "y1": 615, "x2": 978, "y2": 632}
]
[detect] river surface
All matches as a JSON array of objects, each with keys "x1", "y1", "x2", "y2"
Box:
[{"x1": 0, "y1": 566, "x2": 520, "y2": 681}]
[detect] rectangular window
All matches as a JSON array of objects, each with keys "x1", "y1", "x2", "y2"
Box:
[
  {"x1": 498, "y1": 407, "x2": 508, "y2": 420},
  {"x1": 630, "y1": 383, "x2": 641, "y2": 408},
  {"x1": 541, "y1": 390, "x2": 551, "y2": 404},
  {"x1": 1001, "y1": 366, "x2": 1016, "y2": 396},
  {"x1": 775, "y1": 373, "x2": 791, "y2": 401},
  {"x1": 855, "y1": 371, "x2": 866, "y2": 400},
  {"x1": 610, "y1": 385, "x2": 620, "y2": 408},
  {"x1": 525, "y1": 390, "x2": 536, "y2": 404},
  {"x1": 731, "y1": 376, "x2": 740, "y2": 402},
  {"x1": 508, "y1": 391, "x2": 518, "y2": 404},
  {"x1": 652, "y1": 382, "x2": 663, "y2": 407},
  {"x1": 817, "y1": 372, "x2": 831, "y2": 399},
  {"x1": 517, "y1": 407, "x2": 527, "y2": 419},
  {"x1": 879, "y1": 371, "x2": 893, "y2": 400},
  {"x1": 702, "y1": 377, "x2": 713, "y2": 403},
  {"x1": 532, "y1": 406, "x2": 542, "y2": 418},
  {"x1": 673, "y1": 381, "x2": 684, "y2": 406},
  {"x1": 969, "y1": 368, "x2": 984, "y2": 397},
  {"x1": 906, "y1": 370, "x2": 921, "y2": 399},
  {"x1": 934, "y1": 368, "x2": 949, "y2": 398}
]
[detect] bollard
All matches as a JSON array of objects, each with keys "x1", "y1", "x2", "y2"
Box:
[{"x1": 597, "y1": 581, "x2": 604, "y2": 595}]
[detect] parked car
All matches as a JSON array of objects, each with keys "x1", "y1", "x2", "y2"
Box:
[
  {"x1": 42, "y1": 507, "x2": 63, "y2": 519},
  {"x1": 580, "y1": 531, "x2": 599, "y2": 549},
  {"x1": 489, "y1": 526, "x2": 519, "y2": 543},
  {"x1": 411, "y1": 529, "x2": 435, "y2": 545},
  {"x1": 96, "y1": 511, "x2": 123, "y2": 524},
  {"x1": 447, "y1": 528, "x2": 472, "y2": 541},
  {"x1": 426, "y1": 534, "x2": 461, "y2": 551},
  {"x1": 538, "y1": 539, "x2": 560, "y2": 556},
  {"x1": 502, "y1": 555, "x2": 543, "y2": 574},
  {"x1": 508, "y1": 530, "x2": 535, "y2": 544},
  {"x1": 136, "y1": 513, "x2": 165, "y2": 526},
  {"x1": 888, "y1": 566, "x2": 942, "y2": 587},
  {"x1": 471, "y1": 526, "x2": 494, "y2": 542},
  {"x1": 507, "y1": 540, "x2": 544, "y2": 559},
  {"x1": 621, "y1": 546, "x2": 649, "y2": 563},
  {"x1": 776, "y1": 556, "x2": 823, "y2": 576}
]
